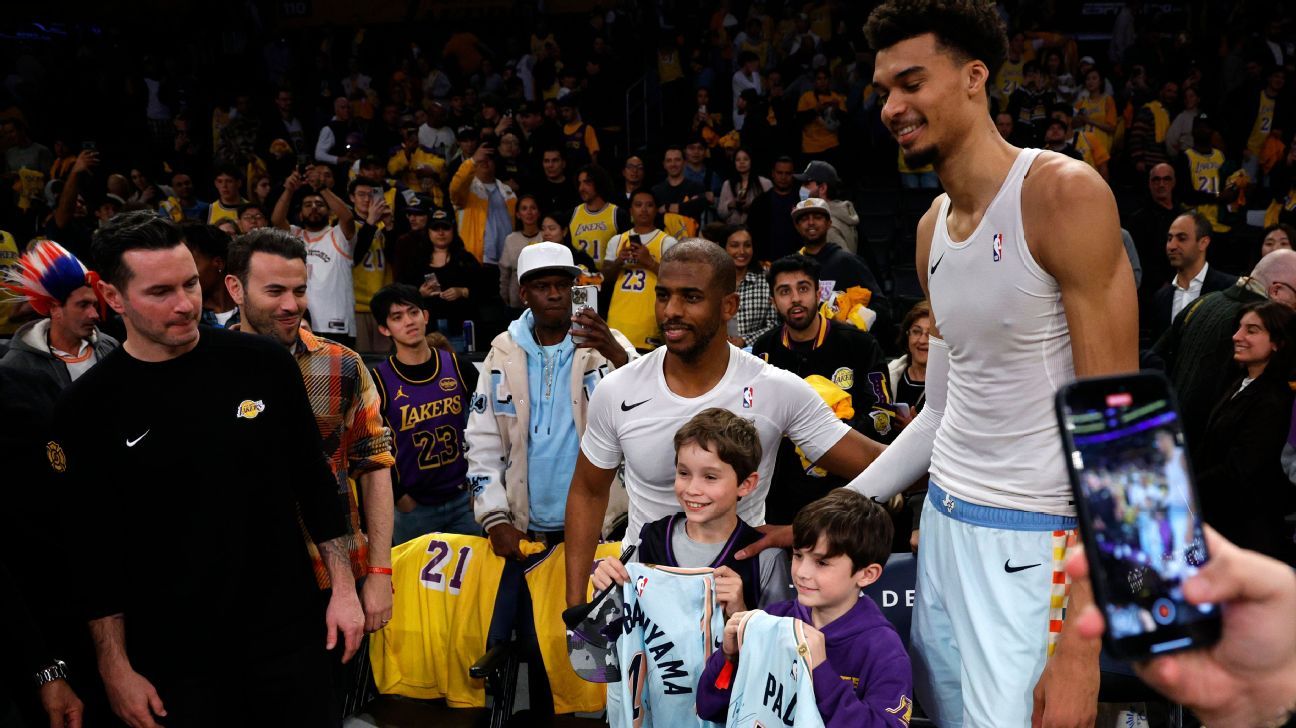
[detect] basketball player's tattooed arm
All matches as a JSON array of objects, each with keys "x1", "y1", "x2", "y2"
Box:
[
  {"x1": 563, "y1": 453, "x2": 618, "y2": 607},
  {"x1": 1026, "y1": 153, "x2": 1137, "y2": 728},
  {"x1": 90, "y1": 615, "x2": 168, "y2": 728},
  {"x1": 319, "y1": 535, "x2": 365, "y2": 663}
]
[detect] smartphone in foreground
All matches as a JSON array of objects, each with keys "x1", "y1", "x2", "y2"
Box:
[
  {"x1": 570, "y1": 284, "x2": 599, "y2": 343},
  {"x1": 1056, "y1": 372, "x2": 1220, "y2": 660}
]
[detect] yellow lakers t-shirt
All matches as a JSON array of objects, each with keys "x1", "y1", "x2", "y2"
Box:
[{"x1": 569, "y1": 203, "x2": 620, "y2": 261}]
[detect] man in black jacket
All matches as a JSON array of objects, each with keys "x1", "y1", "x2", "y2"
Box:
[
  {"x1": 753, "y1": 254, "x2": 894, "y2": 524},
  {"x1": 53, "y1": 212, "x2": 364, "y2": 727},
  {"x1": 1145, "y1": 211, "x2": 1238, "y2": 346},
  {"x1": 790, "y1": 196, "x2": 891, "y2": 334},
  {"x1": 746, "y1": 156, "x2": 801, "y2": 264}
]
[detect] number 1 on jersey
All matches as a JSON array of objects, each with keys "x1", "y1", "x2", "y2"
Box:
[{"x1": 420, "y1": 538, "x2": 473, "y2": 594}]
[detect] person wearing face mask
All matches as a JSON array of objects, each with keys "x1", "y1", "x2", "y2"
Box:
[
  {"x1": 793, "y1": 161, "x2": 859, "y2": 254},
  {"x1": 790, "y1": 197, "x2": 889, "y2": 330}
]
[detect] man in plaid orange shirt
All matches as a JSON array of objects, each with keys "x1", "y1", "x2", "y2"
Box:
[{"x1": 224, "y1": 228, "x2": 397, "y2": 635}]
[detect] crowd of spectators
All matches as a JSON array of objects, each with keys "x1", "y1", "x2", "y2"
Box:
[{"x1": 5, "y1": 0, "x2": 1296, "y2": 726}]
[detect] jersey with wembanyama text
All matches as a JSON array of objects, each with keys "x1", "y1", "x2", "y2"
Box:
[{"x1": 610, "y1": 564, "x2": 725, "y2": 728}]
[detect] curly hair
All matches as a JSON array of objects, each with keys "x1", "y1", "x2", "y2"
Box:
[{"x1": 865, "y1": 0, "x2": 1009, "y2": 77}]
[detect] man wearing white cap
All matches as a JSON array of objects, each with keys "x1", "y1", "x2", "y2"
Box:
[
  {"x1": 464, "y1": 241, "x2": 634, "y2": 717},
  {"x1": 792, "y1": 197, "x2": 888, "y2": 318},
  {"x1": 466, "y1": 241, "x2": 636, "y2": 559}
]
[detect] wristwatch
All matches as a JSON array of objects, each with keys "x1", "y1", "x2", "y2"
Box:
[{"x1": 33, "y1": 659, "x2": 68, "y2": 688}]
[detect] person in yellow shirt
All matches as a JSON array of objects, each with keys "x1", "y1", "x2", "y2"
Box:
[
  {"x1": 1073, "y1": 68, "x2": 1117, "y2": 149},
  {"x1": 797, "y1": 68, "x2": 846, "y2": 167},
  {"x1": 603, "y1": 189, "x2": 679, "y2": 352},
  {"x1": 1237, "y1": 67, "x2": 1288, "y2": 181},
  {"x1": 387, "y1": 120, "x2": 448, "y2": 208},
  {"x1": 208, "y1": 165, "x2": 247, "y2": 225},
  {"x1": 568, "y1": 166, "x2": 628, "y2": 262}
]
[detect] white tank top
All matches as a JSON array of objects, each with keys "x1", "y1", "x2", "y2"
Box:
[
  {"x1": 928, "y1": 148, "x2": 1076, "y2": 515},
  {"x1": 293, "y1": 224, "x2": 356, "y2": 336}
]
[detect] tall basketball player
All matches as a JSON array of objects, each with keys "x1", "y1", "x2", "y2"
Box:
[{"x1": 845, "y1": 2, "x2": 1137, "y2": 726}]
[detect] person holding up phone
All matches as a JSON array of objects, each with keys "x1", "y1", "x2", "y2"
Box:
[
  {"x1": 1065, "y1": 528, "x2": 1296, "y2": 728},
  {"x1": 601, "y1": 189, "x2": 679, "y2": 352}
]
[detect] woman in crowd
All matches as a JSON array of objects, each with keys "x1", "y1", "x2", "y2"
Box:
[
  {"x1": 723, "y1": 224, "x2": 778, "y2": 348},
  {"x1": 1073, "y1": 68, "x2": 1118, "y2": 150},
  {"x1": 1261, "y1": 223, "x2": 1294, "y2": 258},
  {"x1": 888, "y1": 300, "x2": 932, "y2": 428},
  {"x1": 499, "y1": 194, "x2": 544, "y2": 309},
  {"x1": 393, "y1": 207, "x2": 483, "y2": 341},
  {"x1": 1196, "y1": 301, "x2": 1296, "y2": 565},
  {"x1": 538, "y1": 211, "x2": 599, "y2": 281},
  {"x1": 716, "y1": 147, "x2": 771, "y2": 225}
]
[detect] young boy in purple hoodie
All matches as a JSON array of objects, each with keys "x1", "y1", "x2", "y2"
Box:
[{"x1": 696, "y1": 489, "x2": 914, "y2": 727}]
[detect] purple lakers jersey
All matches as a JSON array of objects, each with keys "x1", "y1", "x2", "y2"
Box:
[{"x1": 372, "y1": 348, "x2": 470, "y2": 504}]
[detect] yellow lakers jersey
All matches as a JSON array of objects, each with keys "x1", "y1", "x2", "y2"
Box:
[
  {"x1": 608, "y1": 230, "x2": 669, "y2": 350},
  {"x1": 1073, "y1": 94, "x2": 1116, "y2": 148},
  {"x1": 207, "y1": 200, "x2": 242, "y2": 225},
  {"x1": 353, "y1": 224, "x2": 394, "y2": 315},
  {"x1": 524, "y1": 542, "x2": 624, "y2": 714},
  {"x1": 1248, "y1": 92, "x2": 1277, "y2": 157},
  {"x1": 0, "y1": 230, "x2": 21, "y2": 336},
  {"x1": 995, "y1": 58, "x2": 1025, "y2": 100},
  {"x1": 371, "y1": 533, "x2": 540, "y2": 707},
  {"x1": 569, "y1": 203, "x2": 620, "y2": 261},
  {"x1": 1185, "y1": 148, "x2": 1229, "y2": 232},
  {"x1": 371, "y1": 533, "x2": 621, "y2": 711}
]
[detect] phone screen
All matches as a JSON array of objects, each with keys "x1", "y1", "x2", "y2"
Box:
[{"x1": 1057, "y1": 373, "x2": 1220, "y2": 658}]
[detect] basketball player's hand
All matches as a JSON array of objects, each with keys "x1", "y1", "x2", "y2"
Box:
[
  {"x1": 1031, "y1": 574, "x2": 1100, "y2": 728},
  {"x1": 592, "y1": 557, "x2": 630, "y2": 591},
  {"x1": 909, "y1": 529, "x2": 919, "y2": 555},
  {"x1": 722, "y1": 611, "x2": 749, "y2": 659},
  {"x1": 101, "y1": 664, "x2": 166, "y2": 728},
  {"x1": 361, "y1": 573, "x2": 394, "y2": 633},
  {"x1": 38, "y1": 679, "x2": 84, "y2": 728},
  {"x1": 734, "y1": 524, "x2": 793, "y2": 560},
  {"x1": 1066, "y1": 528, "x2": 1296, "y2": 728},
  {"x1": 572, "y1": 309, "x2": 628, "y2": 368},
  {"x1": 325, "y1": 587, "x2": 365, "y2": 663},
  {"x1": 714, "y1": 566, "x2": 748, "y2": 618},
  {"x1": 801, "y1": 623, "x2": 827, "y2": 671},
  {"x1": 487, "y1": 522, "x2": 530, "y2": 561}
]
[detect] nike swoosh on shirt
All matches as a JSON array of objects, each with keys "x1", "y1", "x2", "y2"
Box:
[
  {"x1": 1004, "y1": 560, "x2": 1041, "y2": 573},
  {"x1": 929, "y1": 253, "x2": 945, "y2": 276},
  {"x1": 620, "y1": 399, "x2": 651, "y2": 411},
  {"x1": 126, "y1": 430, "x2": 150, "y2": 447}
]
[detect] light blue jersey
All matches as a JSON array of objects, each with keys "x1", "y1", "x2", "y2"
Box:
[
  {"x1": 610, "y1": 564, "x2": 726, "y2": 728},
  {"x1": 727, "y1": 611, "x2": 826, "y2": 728}
]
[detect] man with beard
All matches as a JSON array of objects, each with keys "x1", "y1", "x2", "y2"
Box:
[
  {"x1": 792, "y1": 197, "x2": 889, "y2": 325},
  {"x1": 271, "y1": 168, "x2": 358, "y2": 348},
  {"x1": 1, "y1": 241, "x2": 118, "y2": 388},
  {"x1": 752, "y1": 254, "x2": 895, "y2": 524},
  {"x1": 224, "y1": 227, "x2": 396, "y2": 632},
  {"x1": 562, "y1": 239, "x2": 887, "y2": 607},
  {"x1": 821, "y1": 3, "x2": 1138, "y2": 725},
  {"x1": 52, "y1": 212, "x2": 365, "y2": 726}
]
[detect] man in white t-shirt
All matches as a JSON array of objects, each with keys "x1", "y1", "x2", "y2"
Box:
[
  {"x1": 271, "y1": 168, "x2": 358, "y2": 347},
  {"x1": 563, "y1": 239, "x2": 885, "y2": 607}
]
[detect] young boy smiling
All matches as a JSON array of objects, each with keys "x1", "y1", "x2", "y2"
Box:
[
  {"x1": 591, "y1": 408, "x2": 792, "y2": 615},
  {"x1": 696, "y1": 489, "x2": 914, "y2": 727}
]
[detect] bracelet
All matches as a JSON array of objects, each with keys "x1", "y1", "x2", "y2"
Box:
[{"x1": 366, "y1": 566, "x2": 394, "y2": 575}]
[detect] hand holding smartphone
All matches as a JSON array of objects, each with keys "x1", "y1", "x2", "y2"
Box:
[
  {"x1": 570, "y1": 284, "x2": 599, "y2": 344},
  {"x1": 1057, "y1": 372, "x2": 1220, "y2": 660}
]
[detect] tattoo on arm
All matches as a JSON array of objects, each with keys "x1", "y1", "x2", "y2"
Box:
[{"x1": 319, "y1": 536, "x2": 357, "y2": 587}]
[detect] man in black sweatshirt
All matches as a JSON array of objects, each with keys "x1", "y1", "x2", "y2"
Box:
[{"x1": 50, "y1": 211, "x2": 363, "y2": 727}]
